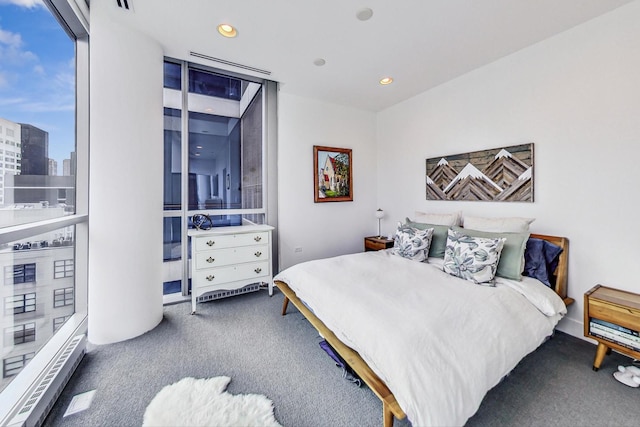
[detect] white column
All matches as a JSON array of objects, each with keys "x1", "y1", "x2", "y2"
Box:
[{"x1": 88, "y1": 1, "x2": 164, "y2": 344}]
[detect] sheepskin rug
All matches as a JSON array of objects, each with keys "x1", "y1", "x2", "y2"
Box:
[{"x1": 142, "y1": 376, "x2": 282, "y2": 427}]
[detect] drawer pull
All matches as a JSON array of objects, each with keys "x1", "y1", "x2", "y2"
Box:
[
  {"x1": 254, "y1": 236, "x2": 262, "y2": 242},
  {"x1": 254, "y1": 251, "x2": 262, "y2": 257},
  {"x1": 206, "y1": 257, "x2": 215, "y2": 263},
  {"x1": 254, "y1": 268, "x2": 262, "y2": 274},
  {"x1": 206, "y1": 275, "x2": 215, "y2": 281},
  {"x1": 206, "y1": 240, "x2": 215, "y2": 246}
]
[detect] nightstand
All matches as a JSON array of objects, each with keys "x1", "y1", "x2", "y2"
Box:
[
  {"x1": 364, "y1": 236, "x2": 394, "y2": 252},
  {"x1": 584, "y1": 284, "x2": 640, "y2": 371}
]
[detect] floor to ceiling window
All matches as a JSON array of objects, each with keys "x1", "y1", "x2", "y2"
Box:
[
  {"x1": 163, "y1": 60, "x2": 275, "y2": 299},
  {"x1": 0, "y1": 0, "x2": 88, "y2": 423}
]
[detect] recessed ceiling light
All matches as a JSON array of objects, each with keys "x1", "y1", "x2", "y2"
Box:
[
  {"x1": 313, "y1": 58, "x2": 326, "y2": 66},
  {"x1": 195, "y1": 153, "x2": 201, "y2": 156},
  {"x1": 196, "y1": 145, "x2": 203, "y2": 149},
  {"x1": 217, "y1": 24, "x2": 237, "y2": 38},
  {"x1": 356, "y1": 7, "x2": 374, "y2": 21},
  {"x1": 379, "y1": 77, "x2": 393, "y2": 85}
]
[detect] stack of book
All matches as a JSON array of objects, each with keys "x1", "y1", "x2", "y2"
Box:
[{"x1": 589, "y1": 318, "x2": 640, "y2": 352}]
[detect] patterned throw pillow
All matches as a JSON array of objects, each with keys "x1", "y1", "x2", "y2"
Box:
[
  {"x1": 443, "y1": 228, "x2": 506, "y2": 285},
  {"x1": 393, "y1": 225, "x2": 434, "y2": 262}
]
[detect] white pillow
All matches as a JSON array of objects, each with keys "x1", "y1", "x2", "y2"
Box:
[
  {"x1": 463, "y1": 216, "x2": 535, "y2": 233},
  {"x1": 414, "y1": 211, "x2": 462, "y2": 226}
]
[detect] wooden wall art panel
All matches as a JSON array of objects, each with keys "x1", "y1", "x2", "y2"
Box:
[{"x1": 425, "y1": 143, "x2": 533, "y2": 202}]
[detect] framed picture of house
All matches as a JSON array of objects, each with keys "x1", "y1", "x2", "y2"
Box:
[{"x1": 313, "y1": 145, "x2": 353, "y2": 203}]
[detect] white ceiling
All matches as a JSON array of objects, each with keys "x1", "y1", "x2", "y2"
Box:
[{"x1": 108, "y1": 0, "x2": 634, "y2": 112}]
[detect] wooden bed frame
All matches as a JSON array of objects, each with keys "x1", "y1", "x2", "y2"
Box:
[{"x1": 275, "y1": 233, "x2": 572, "y2": 427}]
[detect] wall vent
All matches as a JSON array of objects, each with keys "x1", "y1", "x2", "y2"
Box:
[
  {"x1": 116, "y1": 0, "x2": 132, "y2": 11},
  {"x1": 189, "y1": 52, "x2": 272, "y2": 76},
  {"x1": 7, "y1": 335, "x2": 86, "y2": 427}
]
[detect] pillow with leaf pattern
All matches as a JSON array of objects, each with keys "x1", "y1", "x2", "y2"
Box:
[
  {"x1": 393, "y1": 225, "x2": 434, "y2": 262},
  {"x1": 443, "y1": 228, "x2": 506, "y2": 285}
]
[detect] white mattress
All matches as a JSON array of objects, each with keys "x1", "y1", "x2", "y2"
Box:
[{"x1": 274, "y1": 249, "x2": 566, "y2": 426}]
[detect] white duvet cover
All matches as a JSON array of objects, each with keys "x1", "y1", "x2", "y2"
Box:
[{"x1": 274, "y1": 250, "x2": 566, "y2": 426}]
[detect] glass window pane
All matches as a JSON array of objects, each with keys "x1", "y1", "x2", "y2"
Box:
[
  {"x1": 163, "y1": 217, "x2": 182, "y2": 295},
  {"x1": 163, "y1": 62, "x2": 181, "y2": 90},
  {"x1": 0, "y1": 225, "x2": 75, "y2": 390},
  {"x1": 188, "y1": 69, "x2": 241, "y2": 100},
  {"x1": 0, "y1": 5, "x2": 76, "y2": 228},
  {"x1": 164, "y1": 108, "x2": 182, "y2": 210},
  {"x1": 187, "y1": 68, "x2": 263, "y2": 211},
  {"x1": 163, "y1": 61, "x2": 268, "y2": 301},
  {"x1": 241, "y1": 89, "x2": 263, "y2": 210},
  {"x1": 188, "y1": 111, "x2": 241, "y2": 210}
]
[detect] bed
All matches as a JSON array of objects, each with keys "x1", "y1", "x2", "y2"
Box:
[{"x1": 274, "y1": 227, "x2": 573, "y2": 427}]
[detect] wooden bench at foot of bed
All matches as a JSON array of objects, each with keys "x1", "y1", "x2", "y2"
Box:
[{"x1": 276, "y1": 280, "x2": 406, "y2": 427}]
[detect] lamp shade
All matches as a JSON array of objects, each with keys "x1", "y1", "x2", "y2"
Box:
[{"x1": 375, "y1": 208, "x2": 384, "y2": 219}]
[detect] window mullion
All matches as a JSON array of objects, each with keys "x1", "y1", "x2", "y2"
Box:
[{"x1": 180, "y1": 62, "x2": 190, "y2": 297}]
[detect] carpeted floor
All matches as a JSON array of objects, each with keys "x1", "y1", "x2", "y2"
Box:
[{"x1": 44, "y1": 289, "x2": 639, "y2": 427}]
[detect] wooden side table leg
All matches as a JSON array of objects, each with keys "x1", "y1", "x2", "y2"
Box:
[{"x1": 593, "y1": 342, "x2": 609, "y2": 371}]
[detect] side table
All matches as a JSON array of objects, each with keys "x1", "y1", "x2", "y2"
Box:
[{"x1": 364, "y1": 236, "x2": 394, "y2": 252}]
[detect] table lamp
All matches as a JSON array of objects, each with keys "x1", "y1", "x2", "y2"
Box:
[{"x1": 375, "y1": 208, "x2": 384, "y2": 237}]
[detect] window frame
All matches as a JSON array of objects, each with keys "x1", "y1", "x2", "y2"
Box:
[
  {"x1": 2, "y1": 353, "x2": 35, "y2": 379},
  {"x1": 4, "y1": 323, "x2": 36, "y2": 346},
  {"x1": 53, "y1": 259, "x2": 74, "y2": 279},
  {"x1": 162, "y1": 60, "x2": 278, "y2": 303},
  {"x1": 53, "y1": 287, "x2": 74, "y2": 308},
  {"x1": 0, "y1": 0, "x2": 89, "y2": 423},
  {"x1": 4, "y1": 263, "x2": 37, "y2": 285},
  {"x1": 5, "y1": 293, "x2": 36, "y2": 315}
]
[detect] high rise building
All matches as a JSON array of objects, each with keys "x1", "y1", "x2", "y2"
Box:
[
  {"x1": 19, "y1": 124, "x2": 48, "y2": 176},
  {"x1": 62, "y1": 153, "x2": 75, "y2": 176},
  {"x1": 0, "y1": 118, "x2": 23, "y2": 207},
  {"x1": 48, "y1": 158, "x2": 58, "y2": 176}
]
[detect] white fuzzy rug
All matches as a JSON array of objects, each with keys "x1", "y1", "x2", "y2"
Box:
[{"x1": 142, "y1": 376, "x2": 282, "y2": 427}]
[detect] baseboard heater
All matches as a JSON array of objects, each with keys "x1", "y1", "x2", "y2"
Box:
[{"x1": 6, "y1": 334, "x2": 86, "y2": 427}]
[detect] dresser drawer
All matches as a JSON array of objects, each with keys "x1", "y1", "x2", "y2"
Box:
[
  {"x1": 193, "y1": 261, "x2": 270, "y2": 286},
  {"x1": 195, "y1": 244, "x2": 269, "y2": 270},
  {"x1": 194, "y1": 232, "x2": 269, "y2": 251}
]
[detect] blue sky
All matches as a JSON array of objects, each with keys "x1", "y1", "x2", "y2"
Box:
[{"x1": 0, "y1": 0, "x2": 75, "y2": 171}]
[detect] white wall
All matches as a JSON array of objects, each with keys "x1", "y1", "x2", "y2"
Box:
[
  {"x1": 277, "y1": 94, "x2": 377, "y2": 270},
  {"x1": 88, "y1": 1, "x2": 164, "y2": 344},
  {"x1": 377, "y1": 1, "x2": 640, "y2": 337}
]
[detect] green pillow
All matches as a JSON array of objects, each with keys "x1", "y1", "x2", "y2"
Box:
[
  {"x1": 405, "y1": 218, "x2": 449, "y2": 258},
  {"x1": 451, "y1": 226, "x2": 529, "y2": 281}
]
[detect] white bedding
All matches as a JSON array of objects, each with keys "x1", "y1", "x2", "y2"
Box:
[{"x1": 274, "y1": 249, "x2": 566, "y2": 426}]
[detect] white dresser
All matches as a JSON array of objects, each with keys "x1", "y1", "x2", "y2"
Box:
[{"x1": 188, "y1": 224, "x2": 274, "y2": 314}]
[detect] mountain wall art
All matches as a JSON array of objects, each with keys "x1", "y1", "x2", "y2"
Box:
[{"x1": 426, "y1": 143, "x2": 533, "y2": 202}]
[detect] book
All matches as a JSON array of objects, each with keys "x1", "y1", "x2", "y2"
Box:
[
  {"x1": 589, "y1": 321, "x2": 640, "y2": 343},
  {"x1": 590, "y1": 325, "x2": 640, "y2": 352},
  {"x1": 590, "y1": 331, "x2": 640, "y2": 353},
  {"x1": 590, "y1": 318, "x2": 639, "y2": 337},
  {"x1": 590, "y1": 322, "x2": 640, "y2": 345}
]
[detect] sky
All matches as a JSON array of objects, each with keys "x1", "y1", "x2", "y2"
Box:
[{"x1": 0, "y1": 0, "x2": 75, "y2": 172}]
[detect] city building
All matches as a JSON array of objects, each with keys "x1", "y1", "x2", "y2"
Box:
[
  {"x1": 19, "y1": 124, "x2": 48, "y2": 176},
  {"x1": 0, "y1": 118, "x2": 23, "y2": 207},
  {"x1": 48, "y1": 159, "x2": 58, "y2": 176},
  {"x1": 0, "y1": 224, "x2": 74, "y2": 392}
]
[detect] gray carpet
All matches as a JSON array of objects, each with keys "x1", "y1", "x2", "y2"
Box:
[{"x1": 44, "y1": 289, "x2": 639, "y2": 427}]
